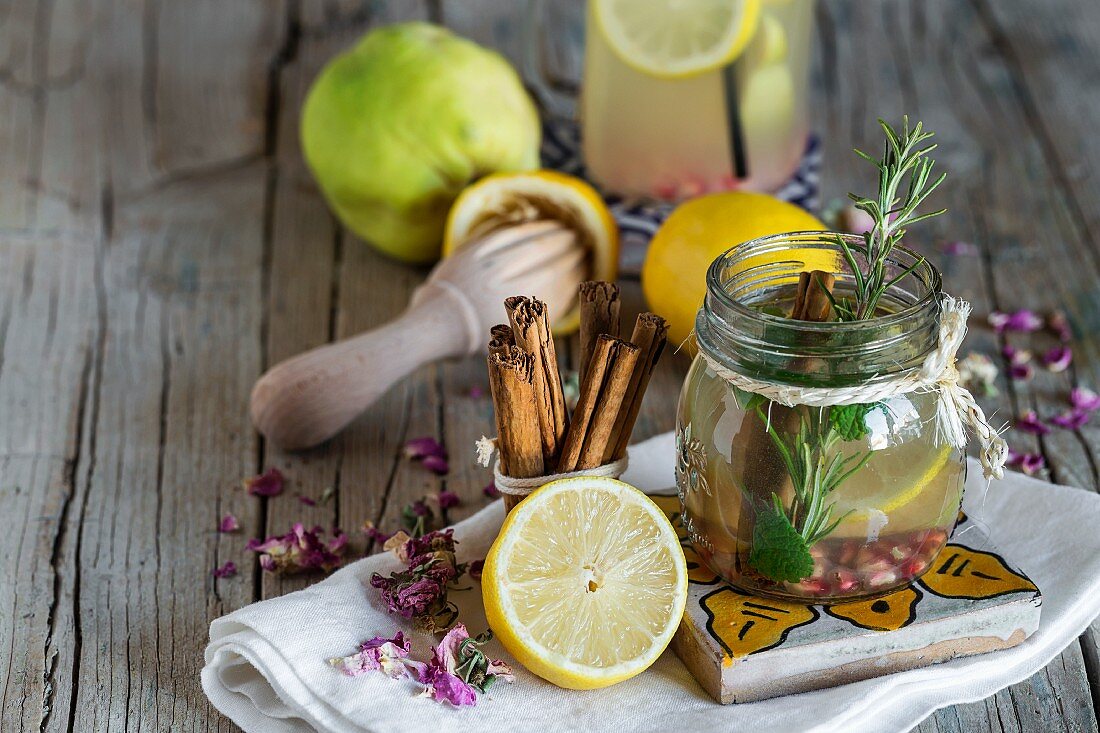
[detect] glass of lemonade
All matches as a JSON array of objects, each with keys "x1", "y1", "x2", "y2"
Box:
[
  {"x1": 676, "y1": 232, "x2": 966, "y2": 602},
  {"x1": 581, "y1": 0, "x2": 815, "y2": 200}
]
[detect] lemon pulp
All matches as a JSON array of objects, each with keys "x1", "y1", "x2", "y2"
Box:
[{"x1": 483, "y1": 477, "x2": 687, "y2": 689}]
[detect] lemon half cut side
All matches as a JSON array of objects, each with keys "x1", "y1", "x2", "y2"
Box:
[{"x1": 482, "y1": 477, "x2": 688, "y2": 689}]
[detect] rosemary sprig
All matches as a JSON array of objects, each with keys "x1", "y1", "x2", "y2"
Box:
[{"x1": 833, "y1": 116, "x2": 946, "y2": 320}]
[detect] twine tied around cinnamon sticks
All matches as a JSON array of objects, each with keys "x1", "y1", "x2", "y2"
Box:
[
  {"x1": 480, "y1": 283, "x2": 669, "y2": 512},
  {"x1": 698, "y1": 293, "x2": 1009, "y2": 480}
]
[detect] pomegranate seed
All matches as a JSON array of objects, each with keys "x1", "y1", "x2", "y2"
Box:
[{"x1": 868, "y1": 569, "x2": 899, "y2": 589}]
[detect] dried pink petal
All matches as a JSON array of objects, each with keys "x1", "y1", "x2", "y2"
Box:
[
  {"x1": 1051, "y1": 409, "x2": 1091, "y2": 431},
  {"x1": 1009, "y1": 363, "x2": 1034, "y2": 381},
  {"x1": 437, "y1": 490, "x2": 459, "y2": 509},
  {"x1": 468, "y1": 385, "x2": 486, "y2": 399},
  {"x1": 218, "y1": 513, "x2": 240, "y2": 533},
  {"x1": 329, "y1": 632, "x2": 412, "y2": 679},
  {"x1": 1071, "y1": 387, "x2": 1100, "y2": 413},
  {"x1": 1015, "y1": 410, "x2": 1050, "y2": 435},
  {"x1": 362, "y1": 521, "x2": 393, "y2": 544},
  {"x1": 404, "y1": 437, "x2": 447, "y2": 461},
  {"x1": 421, "y1": 455, "x2": 449, "y2": 475},
  {"x1": 988, "y1": 310, "x2": 1043, "y2": 333},
  {"x1": 469, "y1": 559, "x2": 484, "y2": 581},
  {"x1": 1020, "y1": 454, "x2": 1045, "y2": 475},
  {"x1": 1048, "y1": 311, "x2": 1073, "y2": 342},
  {"x1": 1006, "y1": 449, "x2": 1046, "y2": 475},
  {"x1": 248, "y1": 523, "x2": 347, "y2": 574},
  {"x1": 483, "y1": 482, "x2": 501, "y2": 499},
  {"x1": 941, "y1": 240, "x2": 979, "y2": 256},
  {"x1": 298, "y1": 495, "x2": 317, "y2": 506},
  {"x1": 244, "y1": 468, "x2": 285, "y2": 497},
  {"x1": 212, "y1": 561, "x2": 238, "y2": 578},
  {"x1": 420, "y1": 669, "x2": 479, "y2": 706},
  {"x1": 1042, "y1": 346, "x2": 1073, "y2": 373}
]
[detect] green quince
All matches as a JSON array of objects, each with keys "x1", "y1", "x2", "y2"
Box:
[{"x1": 301, "y1": 22, "x2": 540, "y2": 263}]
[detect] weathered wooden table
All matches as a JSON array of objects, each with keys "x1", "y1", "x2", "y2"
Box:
[{"x1": 3, "y1": 1, "x2": 1098, "y2": 730}]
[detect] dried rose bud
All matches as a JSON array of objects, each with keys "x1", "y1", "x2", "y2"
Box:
[
  {"x1": 483, "y1": 482, "x2": 501, "y2": 499},
  {"x1": 248, "y1": 523, "x2": 347, "y2": 574},
  {"x1": 218, "y1": 513, "x2": 240, "y2": 533},
  {"x1": 437, "y1": 490, "x2": 459, "y2": 509},
  {"x1": 407, "y1": 625, "x2": 514, "y2": 706}
]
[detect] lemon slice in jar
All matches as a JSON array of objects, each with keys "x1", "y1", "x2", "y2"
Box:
[
  {"x1": 830, "y1": 443, "x2": 956, "y2": 537},
  {"x1": 593, "y1": 0, "x2": 762, "y2": 79},
  {"x1": 482, "y1": 477, "x2": 688, "y2": 689}
]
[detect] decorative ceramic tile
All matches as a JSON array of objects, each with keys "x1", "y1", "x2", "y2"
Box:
[{"x1": 650, "y1": 496, "x2": 1042, "y2": 704}]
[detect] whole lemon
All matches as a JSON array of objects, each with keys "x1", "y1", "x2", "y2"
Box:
[
  {"x1": 642, "y1": 192, "x2": 825, "y2": 350},
  {"x1": 301, "y1": 23, "x2": 540, "y2": 264}
]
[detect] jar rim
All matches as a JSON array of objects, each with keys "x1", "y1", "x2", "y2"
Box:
[
  {"x1": 697, "y1": 230, "x2": 944, "y2": 388},
  {"x1": 705, "y1": 230, "x2": 942, "y2": 331}
]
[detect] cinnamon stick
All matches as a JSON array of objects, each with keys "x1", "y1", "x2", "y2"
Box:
[
  {"x1": 735, "y1": 270, "x2": 836, "y2": 575},
  {"x1": 487, "y1": 346, "x2": 543, "y2": 481},
  {"x1": 505, "y1": 296, "x2": 569, "y2": 465},
  {"x1": 604, "y1": 312, "x2": 669, "y2": 462},
  {"x1": 791, "y1": 270, "x2": 835, "y2": 321},
  {"x1": 578, "y1": 281, "x2": 621, "y2": 386},
  {"x1": 557, "y1": 337, "x2": 613, "y2": 473},
  {"x1": 487, "y1": 323, "x2": 514, "y2": 357}
]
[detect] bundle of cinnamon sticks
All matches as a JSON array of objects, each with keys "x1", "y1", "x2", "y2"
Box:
[{"x1": 486, "y1": 282, "x2": 669, "y2": 511}]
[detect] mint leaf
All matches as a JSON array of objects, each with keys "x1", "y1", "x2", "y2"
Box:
[
  {"x1": 829, "y1": 402, "x2": 879, "y2": 441},
  {"x1": 749, "y1": 497, "x2": 814, "y2": 583}
]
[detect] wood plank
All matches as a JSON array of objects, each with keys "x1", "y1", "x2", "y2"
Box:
[
  {"x1": 0, "y1": 1, "x2": 287, "y2": 731},
  {"x1": 0, "y1": 235, "x2": 97, "y2": 732}
]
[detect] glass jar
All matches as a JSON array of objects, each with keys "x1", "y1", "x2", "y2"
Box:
[
  {"x1": 581, "y1": 0, "x2": 815, "y2": 199},
  {"x1": 676, "y1": 232, "x2": 966, "y2": 602}
]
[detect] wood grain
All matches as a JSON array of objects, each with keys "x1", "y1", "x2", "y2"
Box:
[{"x1": 2, "y1": 1, "x2": 1100, "y2": 731}]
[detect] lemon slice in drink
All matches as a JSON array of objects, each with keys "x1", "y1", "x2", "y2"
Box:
[
  {"x1": 831, "y1": 443, "x2": 956, "y2": 536},
  {"x1": 482, "y1": 477, "x2": 688, "y2": 689},
  {"x1": 593, "y1": 0, "x2": 762, "y2": 79}
]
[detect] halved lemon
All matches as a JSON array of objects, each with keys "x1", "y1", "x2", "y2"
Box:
[
  {"x1": 482, "y1": 477, "x2": 688, "y2": 689},
  {"x1": 444, "y1": 170, "x2": 618, "y2": 334},
  {"x1": 593, "y1": 0, "x2": 762, "y2": 79}
]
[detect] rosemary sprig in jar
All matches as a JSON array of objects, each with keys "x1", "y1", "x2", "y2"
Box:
[{"x1": 826, "y1": 116, "x2": 946, "y2": 321}]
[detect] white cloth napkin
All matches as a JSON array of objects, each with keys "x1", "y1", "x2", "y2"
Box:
[{"x1": 202, "y1": 432, "x2": 1100, "y2": 733}]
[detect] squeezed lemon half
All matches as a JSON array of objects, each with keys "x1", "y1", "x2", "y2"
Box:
[{"x1": 482, "y1": 477, "x2": 688, "y2": 689}]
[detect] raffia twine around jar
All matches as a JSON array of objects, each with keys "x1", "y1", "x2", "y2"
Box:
[
  {"x1": 698, "y1": 296, "x2": 1009, "y2": 480},
  {"x1": 474, "y1": 436, "x2": 630, "y2": 512}
]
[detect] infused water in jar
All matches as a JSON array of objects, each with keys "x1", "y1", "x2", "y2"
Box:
[{"x1": 676, "y1": 232, "x2": 966, "y2": 602}]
